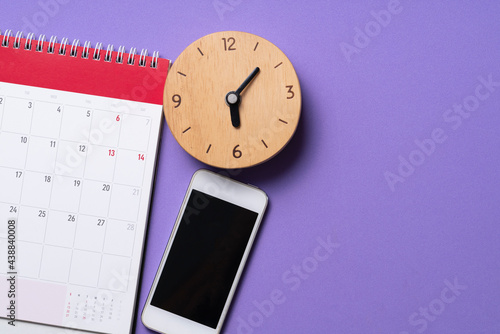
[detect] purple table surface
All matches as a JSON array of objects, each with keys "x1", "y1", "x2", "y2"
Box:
[{"x1": 2, "y1": 1, "x2": 500, "y2": 333}]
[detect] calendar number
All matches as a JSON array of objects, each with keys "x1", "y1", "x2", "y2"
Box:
[
  {"x1": 15, "y1": 171, "x2": 22, "y2": 178},
  {"x1": 74, "y1": 180, "x2": 81, "y2": 187},
  {"x1": 132, "y1": 189, "x2": 139, "y2": 196},
  {"x1": 44, "y1": 175, "x2": 51, "y2": 183},
  {"x1": 57, "y1": 106, "x2": 62, "y2": 112},
  {"x1": 0, "y1": 97, "x2": 3, "y2": 104},
  {"x1": 108, "y1": 149, "x2": 115, "y2": 157},
  {"x1": 138, "y1": 154, "x2": 145, "y2": 161},
  {"x1": 79, "y1": 145, "x2": 86, "y2": 152},
  {"x1": 28, "y1": 102, "x2": 33, "y2": 108},
  {"x1": 102, "y1": 184, "x2": 110, "y2": 191},
  {"x1": 38, "y1": 210, "x2": 46, "y2": 218},
  {"x1": 9, "y1": 206, "x2": 17, "y2": 213},
  {"x1": 50, "y1": 140, "x2": 56, "y2": 148},
  {"x1": 86, "y1": 110, "x2": 91, "y2": 117},
  {"x1": 68, "y1": 215, "x2": 76, "y2": 222},
  {"x1": 97, "y1": 219, "x2": 105, "y2": 226},
  {"x1": 20, "y1": 136, "x2": 28, "y2": 143},
  {"x1": 127, "y1": 224, "x2": 135, "y2": 231}
]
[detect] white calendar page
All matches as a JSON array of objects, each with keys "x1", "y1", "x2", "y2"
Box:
[{"x1": 0, "y1": 80, "x2": 163, "y2": 333}]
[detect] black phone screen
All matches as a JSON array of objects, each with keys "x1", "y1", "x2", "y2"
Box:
[{"x1": 151, "y1": 189, "x2": 259, "y2": 329}]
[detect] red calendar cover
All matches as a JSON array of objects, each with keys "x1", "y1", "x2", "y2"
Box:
[
  {"x1": 0, "y1": 30, "x2": 169, "y2": 334},
  {"x1": 0, "y1": 31, "x2": 169, "y2": 104}
]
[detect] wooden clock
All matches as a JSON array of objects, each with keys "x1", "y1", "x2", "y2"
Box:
[{"x1": 164, "y1": 31, "x2": 301, "y2": 169}]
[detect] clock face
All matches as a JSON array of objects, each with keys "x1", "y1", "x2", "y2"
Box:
[{"x1": 164, "y1": 31, "x2": 301, "y2": 169}]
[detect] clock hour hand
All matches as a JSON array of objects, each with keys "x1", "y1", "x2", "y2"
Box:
[
  {"x1": 226, "y1": 95, "x2": 240, "y2": 128},
  {"x1": 225, "y1": 67, "x2": 260, "y2": 128}
]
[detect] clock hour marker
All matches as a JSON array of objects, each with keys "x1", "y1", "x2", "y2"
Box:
[
  {"x1": 274, "y1": 62, "x2": 283, "y2": 68},
  {"x1": 182, "y1": 127, "x2": 191, "y2": 133},
  {"x1": 177, "y1": 71, "x2": 186, "y2": 77},
  {"x1": 206, "y1": 144, "x2": 212, "y2": 153},
  {"x1": 197, "y1": 47, "x2": 204, "y2": 56},
  {"x1": 253, "y1": 42, "x2": 259, "y2": 51},
  {"x1": 261, "y1": 140, "x2": 268, "y2": 148},
  {"x1": 279, "y1": 118, "x2": 288, "y2": 124}
]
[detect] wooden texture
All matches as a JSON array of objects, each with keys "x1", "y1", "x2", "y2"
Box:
[{"x1": 164, "y1": 31, "x2": 301, "y2": 169}]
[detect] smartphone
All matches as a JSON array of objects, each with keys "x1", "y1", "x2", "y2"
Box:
[{"x1": 142, "y1": 169, "x2": 268, "y2": 334}]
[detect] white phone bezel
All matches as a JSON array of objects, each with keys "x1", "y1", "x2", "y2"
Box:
[{"x1": 142, "y1": 169, "x2": 268, "y2": 334}]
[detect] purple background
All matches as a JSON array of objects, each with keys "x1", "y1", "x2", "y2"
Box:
[{"x1": 2, "y1": 1, "x2": 500, "y2": 333}]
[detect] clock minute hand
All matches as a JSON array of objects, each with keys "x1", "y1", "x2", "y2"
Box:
[{"x1": 236, "y1": 67, "x2": 260, "y2": 95}]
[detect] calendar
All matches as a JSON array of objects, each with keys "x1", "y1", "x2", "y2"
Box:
[{"x1": 0, "y1": 31, "x2": 169, "y2": 333}]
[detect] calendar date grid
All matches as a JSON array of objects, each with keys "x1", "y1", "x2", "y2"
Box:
[
  {"x1": 0, "y1": 91, "x2": 152, "y2": 292},
  {"x1": 0, "y1": 203, "x2": 139, "y2": 289},
  {"x1": 0, "y1": 99, "x2": 151, "y2": 177}
]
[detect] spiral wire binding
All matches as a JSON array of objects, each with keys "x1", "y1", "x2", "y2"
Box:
[
  {"x1": 25, "y1": 32, "x2": 34, "y2": 50},
  {"x1": 104, "y1": 44, "x2": 113, "y2": 62},
  {"x1": 0, "y1": 30, "x2": 163, "y2": 70},
  {"x1": 127, "y1": 47, "x2": 137, "y2": 65},
  {"x1": 59, "y1": 37, "x2": 69, "y2": 55},
  {"x1": 36, "y1": 34, "x2": 45, "y2": 52},
  {"x1": 81, "y1": 40, "x2": 90, "y2": 59},
  {"x1": 139, "y1": 48, "x2": 148, "y2": 67},
  {"x1": 116, "y1": 45, "x2": 125, "y2": 63},
  {"x1": 2, "y1": 29, "x2": 12, "y2": 47},
  {"x1": 93, "y1": 42, "x2": 103, "y2": 60},
  {"x1": 151, "y1": 51, "x2": 159, "y2": 68},
  {"x1": 70, "y1": 39, "x2": 79, "y2": 57},
  {"x1": 14, "y1": 31, "x2": 23, "y2": 49},
  {"x1": 47, "y1": 35, "x2": 57, "y2": 54}
]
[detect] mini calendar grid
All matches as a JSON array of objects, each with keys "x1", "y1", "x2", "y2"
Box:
[{"x1": 0, "y1": 31, "x2": 169, "y2": 334}]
